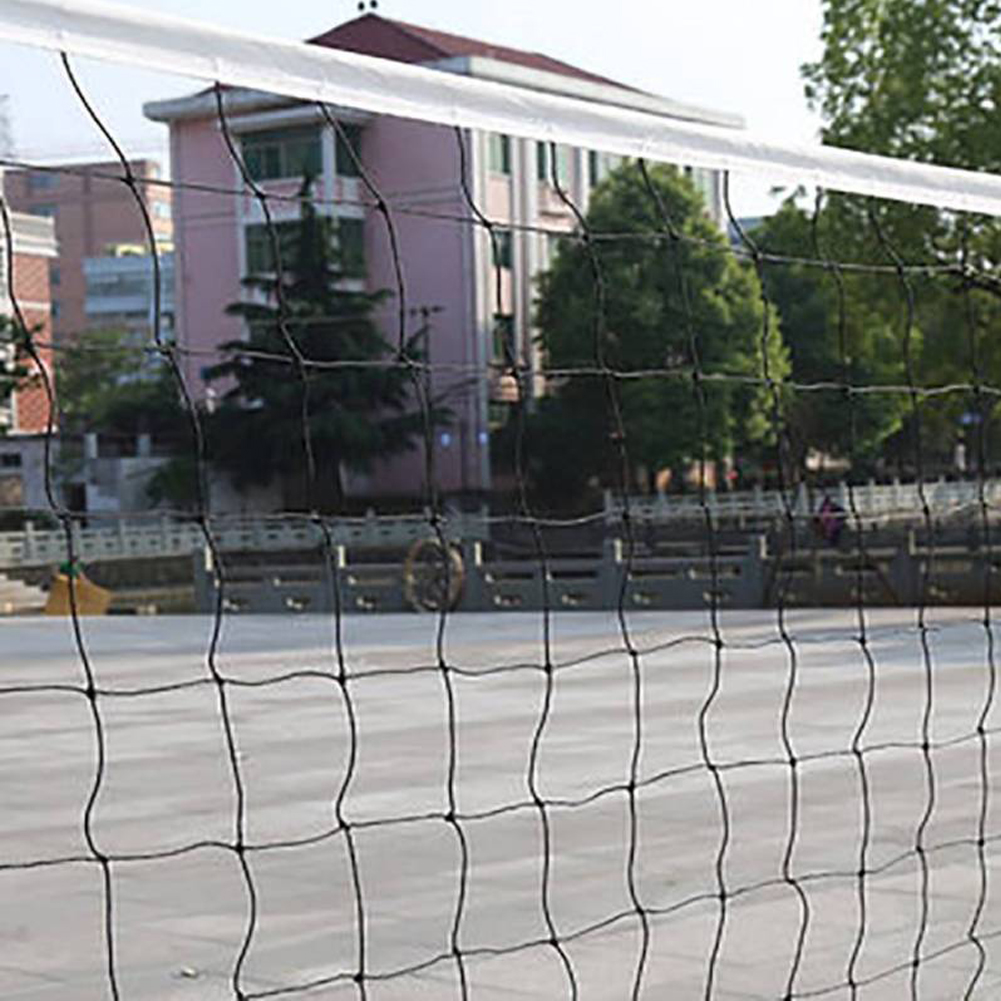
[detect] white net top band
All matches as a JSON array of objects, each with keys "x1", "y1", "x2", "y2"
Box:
[{"x1": 2, "y1": 0, "x2": 1001, "y2": 217}]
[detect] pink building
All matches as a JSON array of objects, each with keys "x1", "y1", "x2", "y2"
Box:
[{"x1": 145, "y1": 15, "x2": 742, "y2": 499}]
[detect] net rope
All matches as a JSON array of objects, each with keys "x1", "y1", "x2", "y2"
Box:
[{"x1": 0, "y1": 31, "x2": 999, "y2": 1001}]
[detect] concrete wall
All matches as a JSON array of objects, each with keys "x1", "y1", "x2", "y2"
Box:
[
  {"x1": 169, "y1": 120, "x2": 244, "y2": 394},
  {"x1": 0, "y1": 435, "x2": 50, "y2": 514},
  {"x1": 355, "y1": 115, "x2": 482, "y2": 495}
]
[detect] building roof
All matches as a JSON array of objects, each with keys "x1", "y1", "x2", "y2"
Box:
[
  {"x1": 308, "y1": 14, "x2": 629, "y2": 90},
  {"x1": 146, "y1": 14, "x2": 743, "y2": 130}
]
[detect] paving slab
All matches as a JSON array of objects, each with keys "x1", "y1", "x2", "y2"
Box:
[{"x1": 1, "y1": 609, "x2": 1000, "y2": 999}]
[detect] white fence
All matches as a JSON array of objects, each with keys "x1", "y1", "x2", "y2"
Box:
[
  {"x1": 607, "y1": 478, "x2": 1001, "y2": 526},
  {"x1": 0, "y1": 509, "x2": 489, "y2": 571}
]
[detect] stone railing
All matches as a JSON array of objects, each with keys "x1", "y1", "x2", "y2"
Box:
[
  {"x1": 607, "y1": 478, "x2": 1001, "y2": 526},
  {"x1": 0, "y1": 509, "x2": 489, "y2": 571}
]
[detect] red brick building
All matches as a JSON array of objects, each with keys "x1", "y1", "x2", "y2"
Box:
[
  {"x1": 2, "y1": 211, "x2": 57, "y2": 433},
  {"x1": 4, "y1": 159, "x2": 172, "y2": 342},
  {"x1": 0, "y1": 210, "x2": 57, "y2": 511}
]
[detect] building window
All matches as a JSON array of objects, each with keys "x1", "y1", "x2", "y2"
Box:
[
  {"x1": 488, "y1": 134, "x2": 512, "y2": 175},
  {"x1": 0, "y1": 453, "x2": 22, "y2": 468},
  {"x1": 245, "y1": 217, "x2": 364, "y2": 278},
  {"x1": 334, "y1": 123, "x2": 363, "y2": 178},
  {"x1": 492, "y1": 229, "x2": 513, "y2": 269},
  {"x1": 29, "y1": 203, "x2": 56, "y2": 219},
  {"x1": 51, "y1": 301, "x2": 61, "y2": 320},
  {"x1": 689, "y1": 167, "x2": 717, "y2": 210},
  {"x1": 588, "y1": 151, "x2": 601, "y2": 187},
  {"x1": 28, "y1": 173, "x2": 57, "y2": 193},
  {"x1": 244, "y1": 221, "x2": 300, "y2": 275},
  {"x1": 492, "y1": 313, "x2": 515, "y2": 361},
  {"x1": 337, "y1": 217, "x2": 366, "y2": 277},
  {"x1": 153, "y1": 201, "x2": 171, "y2": 220},
  {"x1": 50, "y1": 264, "x2": 60, "y2": 287},
  {"x1": 242, "y1": 127, "x2": 322, "y2": 182},
  {"x1": 588, "y1": 151, "x2": 618, "y2": 187},
  {"x1": 537, "y1": 143, "x2": 571, "y2": 186}
]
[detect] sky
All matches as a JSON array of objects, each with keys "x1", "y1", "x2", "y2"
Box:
[{"x1": 0, "y1": 0, "x2": 826, "y2": 213}]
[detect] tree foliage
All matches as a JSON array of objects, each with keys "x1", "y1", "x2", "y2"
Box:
[
  {"x1": 56, "y1": 327, "x2": 186, "y2": 443},
  {"x1": 53, "y1": 326, "x2": 193, "y2": 506},
  {"x1": 804, "y1": 0, "x2": 1001, "y2": 169},
  {"x1": 752, "y1": 201, "x2": 913, "y2": 470},
  {"x1": 794, "y1": 0, "x2": 1001, "y2": 471},
  {"x1": 206, "y1": 181, "x2": 441, "y2": 509},
  {"x1": 527, "y1": 164, "x2": 786, "y2": 502}
]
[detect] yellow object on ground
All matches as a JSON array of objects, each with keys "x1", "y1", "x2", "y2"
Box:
[{"x1": 45, "y1": 573, "x2": 112, "y2": 616}]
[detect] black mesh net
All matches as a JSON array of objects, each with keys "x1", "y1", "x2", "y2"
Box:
[{"x1": 0, "y1": 41, "x2": 999, "y2": 1001}]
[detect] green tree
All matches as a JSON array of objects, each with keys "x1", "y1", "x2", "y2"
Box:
[
  {"x1": 528, "y1": 164, "x2": 786, "y2": 503},
  {"x1": 752, "y1": 200, "x2": 912, "y2": 472},
  {"x1": 0, "y1": 316, "x2": 30, "y2": 425},
  {"x1": 206, "y1": 182, "x2": 441, "y2": 509},
  {"x1": 56, "y1": 326, "x2": 185, "y2": 441},
  {"x1": 804, "y1": 0, "x2": 1001, "y2": 169},
  {"x1": 802, "y1": 0, "x2": 1001, "y2": 469},
  {"x1": 54, "y1": 326, "x2": 193, "y2": 506}
]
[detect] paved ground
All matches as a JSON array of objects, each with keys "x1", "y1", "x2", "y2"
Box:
[{"x1": 2, "y1": 609, "x2": 1001, "y2": 999}]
